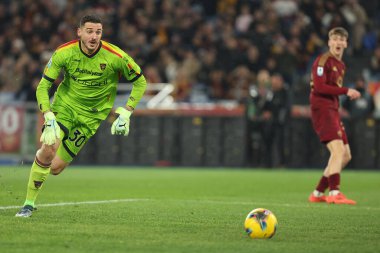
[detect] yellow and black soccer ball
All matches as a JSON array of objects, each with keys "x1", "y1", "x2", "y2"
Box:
[{"x1": 244, "y1": 208, "x2": 278, "y2": 239}]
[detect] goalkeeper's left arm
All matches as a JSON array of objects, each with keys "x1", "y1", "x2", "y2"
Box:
[
  {"x1": 111, "y1": 75, "x2": 147, "y2": 136},
  {"x1": 126, "y1": 75, "x2": 147, "y2": 110}
]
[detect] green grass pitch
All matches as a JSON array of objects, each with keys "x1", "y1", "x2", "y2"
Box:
[{"x1": 0, "y1": 166, "x2": 379, "y2": 253}]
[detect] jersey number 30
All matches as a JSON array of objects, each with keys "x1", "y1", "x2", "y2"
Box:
[{"x1": 68, "y1": 129, "x2": 86, "y2": 147}]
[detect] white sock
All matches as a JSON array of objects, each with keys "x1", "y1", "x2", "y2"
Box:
[
  {"x1": 313, "y1": 190, "x2": 324, "y2": 197},
  {"x1": 329, "y1": 190, "x2": 340, "y2": 196}
]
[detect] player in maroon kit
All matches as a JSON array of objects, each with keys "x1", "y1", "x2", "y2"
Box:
[{"x1": 308, "y1": 27, "x2": 361, "y2": 205}]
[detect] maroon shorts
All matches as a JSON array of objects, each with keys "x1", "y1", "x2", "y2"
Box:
[{"x1": 311, "y1": 108, "x2": 348, "y2": 144}]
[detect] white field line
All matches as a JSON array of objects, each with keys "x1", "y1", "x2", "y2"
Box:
[
  {"x1": 1, "y1": 198, "x2": 379, "y2": 211},
  {"x1": 0, "y1": 198, "x2": 149, "y2": 210}
]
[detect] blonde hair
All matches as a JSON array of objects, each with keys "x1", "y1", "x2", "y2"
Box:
[{"x1": 328, "y1": 27, "x2": 348, "y2": 39}]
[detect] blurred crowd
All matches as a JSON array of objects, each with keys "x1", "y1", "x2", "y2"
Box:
[{"x1": 0, "y1": 0, "x2": 379, "y2": 115}]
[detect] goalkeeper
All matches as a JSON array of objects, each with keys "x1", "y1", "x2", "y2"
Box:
[{"x1": 16, "y1": 15, "x2": 147, "y2": 217}]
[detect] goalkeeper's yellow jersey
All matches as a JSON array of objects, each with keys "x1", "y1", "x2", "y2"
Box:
[{"x1": 36, "y1": 40, "x2": 146, "y2": 120}]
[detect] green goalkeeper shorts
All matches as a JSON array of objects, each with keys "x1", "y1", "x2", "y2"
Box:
[{"x1": 53, "y1": 105, "x2": 102, "y2": 163}]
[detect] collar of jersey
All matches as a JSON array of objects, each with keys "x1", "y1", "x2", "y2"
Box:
[{"x1": 79, "y1": 41, "x2": 102, "y2": 58}]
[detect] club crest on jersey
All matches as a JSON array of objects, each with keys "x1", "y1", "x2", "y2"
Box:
[
  {"x1": 333, "y1": 66, "x2": 338, "y2": 72},
  {"x1": 317, "y1": 66, "x2": 324, "y2": 76},
  {"x1": 100, "y1": 63, "x2": 107, "y2": 71}
]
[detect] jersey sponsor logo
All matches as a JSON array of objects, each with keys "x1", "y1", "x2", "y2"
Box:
[
  {"x1": 75, "y1": 67, "x2": 102, "y2": 76},
  {"x1": 317, "y1": 66, "x2": 324, "y2": 76},
  {"x1": 70, "y1": 74, "x2": 108, "y2": 86},
  {"x1": 100, "y1": 63, "x2": 107, "y2": 71}
]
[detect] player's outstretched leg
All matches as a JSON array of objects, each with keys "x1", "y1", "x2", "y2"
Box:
[{"x1": 15, "y1": 157, "x2": 51, "y2": 217}]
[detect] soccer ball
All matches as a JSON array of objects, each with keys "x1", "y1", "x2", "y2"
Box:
[{"x1": 244, "y1": 208, "x2": 278, "y2": 239}]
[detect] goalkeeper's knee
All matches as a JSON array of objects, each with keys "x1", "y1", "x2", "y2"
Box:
[{"x1": 37, "y1": 144, "x2": 59, "y2": 162}]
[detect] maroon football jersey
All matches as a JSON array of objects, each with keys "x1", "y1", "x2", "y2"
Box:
[{"x1": 309, "y1": 52, "x2": 349, "y2": 110}]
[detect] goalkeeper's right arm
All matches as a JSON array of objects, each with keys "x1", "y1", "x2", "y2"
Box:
[
  {"x1": 36, "y1": 78, "x2": 61, "y2": 145},
  {"x1": 40, "y1": 111, "x2": 61, "y2": 145}
]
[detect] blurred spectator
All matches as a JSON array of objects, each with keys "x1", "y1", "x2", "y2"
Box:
[
  {"x1": 306, "y1": 32, "x2": 324, "y2": 56},
  {"x1": 340, "y1": 0, "x2": 368, "y2": 54},
  {"x1": 16, "y1": 76, "x2": 40, "y2": 102},
  {"x1": 227, "y1": 66, "x2": 253, "y2": 102},
  {"x1": 144, "y1": 65, "x2": 162, "y2": 84},
  {"x1": 246, "y1": 70, "x2": 272, "y2": 167},
  {"x1": 373, "y1": 88, "x2": 380, "y2": 119},
  {"x1": 143, "y1": 65, "x2": 163, "y2": 97},
  {"x1": 0, "y1": 0, "x2": 377, "y2": 107},
  {"x1": 369, "y1": 46, "x2": 380, "y2": 79},
  {"x1": 172, "y1": 69, "x2": 192, "y2": 102},
  {"x1": 247, "y1": 70, "x2": 272, "y2": 118},
  {"x1": 241, "y1": 45, "x2": 262, "y2": 73},
  {"x1": 262, "y1": 73, "x2": 290, "y2": 167},
  {"x1": 207, "y1": 70, "x2": 228, "y2": 101},
  {"x1": 160, "y1": 49, "x2": 179, "y2": 83},
  {"x1": 181, "y1": 50, "x2": 201, "y2": 83},
  {"x1": 235, "y1": 4, "x2": 253, "y2": 34},
  {"x1": 272, "y1": 0, "x2": 298, "y2": 18},
  {"x1": 197, "y1": 48, "x2": 217, "y2": 85},
  {"x1": 362, "y1": 24, "x2": 377, "y2": 52},
  {"x1": 342, "y1": 76, "x2": 375, "y2": 119},
  {"x1": 272, "y1": 39, "x2": 298, "y2": 85}
]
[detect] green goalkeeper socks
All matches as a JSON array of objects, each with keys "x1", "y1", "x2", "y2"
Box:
[{"x1": 23, "y1": 158, "x2": 51, "y2": 207}]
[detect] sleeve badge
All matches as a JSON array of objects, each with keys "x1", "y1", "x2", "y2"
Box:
[{"x1": 317, "y1": 66, "x2": 324, "y2": 76}]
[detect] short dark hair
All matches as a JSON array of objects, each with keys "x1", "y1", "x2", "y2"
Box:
[
  {"x1": 79, "y1": 15, "x2": 102, "y2": 27},
  {"x1": 328, "y1": 27, "x2": 348, "y2": 39}
]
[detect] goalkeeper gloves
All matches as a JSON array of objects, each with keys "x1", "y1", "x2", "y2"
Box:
[
  {"x1": 40, "y1": 111, "x2": 61, "y2": 145},
  {"x1": 111, "y1": 107, "x2": 132, "y2": 136}
]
